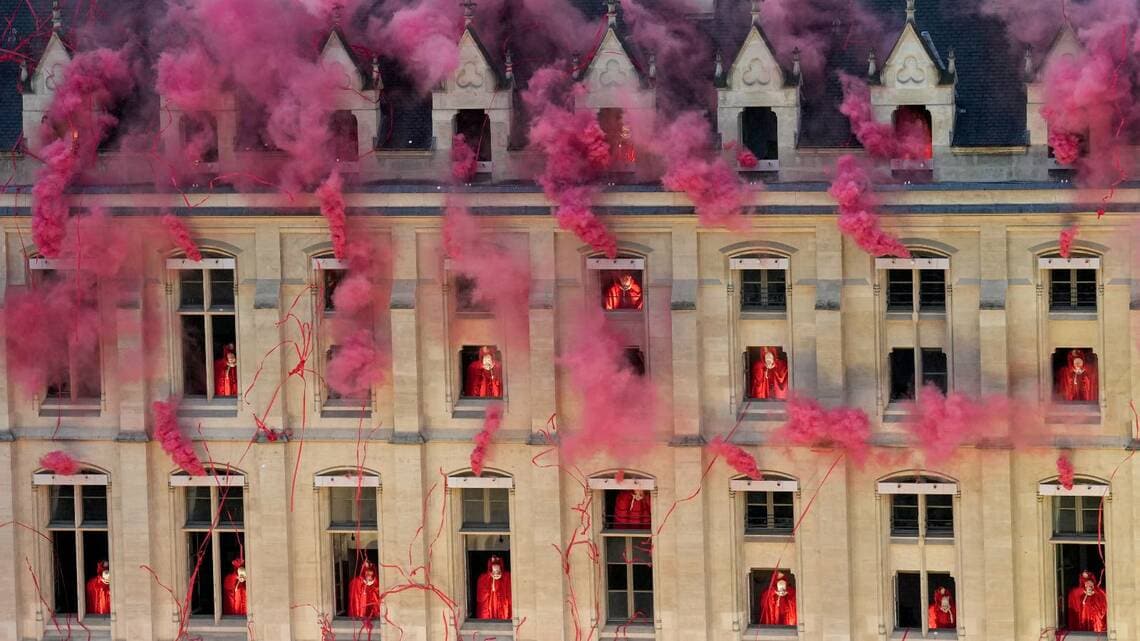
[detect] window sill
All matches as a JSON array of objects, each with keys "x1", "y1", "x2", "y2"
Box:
[
  {"x1": 187, "y1": 615, "x2": 248, "y2": 631},
  {"x1": 891, "y1": 631, "x2": 956, "y2": 640},
  {"x1": 744, "y1": 533, "x2": 794, "y2": 543},
  {"x1": 1046, "y1": 403, "x2": 1101, "y2": 425},
  {"x1": 1048, "y1": 311, "x2": 1097, "y2": 320},
  {"x1": 462, "y1": 620, "x2": 513, "y2": 630},
  {"x1": 179, "y1": 397, "x2": 239, "y2": 418},
  {"x1": 321, "y1": 399, "x2": 372, "y2": 419},
  {"x1": 603, "y1": 309, "x2": 645, "y2": 316},
  {"x1": 601, "y1": 623, "x2": 654, "y2": 638},
  {"x1": 331, "y1": 617, "x2": 380, "y2": 632},
  {"x1": 453, "y1": 397, "x2": 503, "y2": 419},
  {"x1": 739, "y1": 401, "x2": 787, "y2": 422},
  {"x1": 740, "y1": 310, "x2": 787, "y2": 320},
  {"x1": 39, "y1": 400, "x2": 101, "y2": 418},
  {"x1": 44, "y1": 628, "x2": 110, "y2": 641},
  {"x1": 602, "y1": 527, "x2": 652, "y2": 535},
  {"x1": 454, "y1": 310, "x2": 494, "y2": 318},
  {"x1": 744, "y1": 625, "x2": 798, "y2": 639},
  {"x1": 1050, "y1": 534, "x2": 1101, "y2": 543}
]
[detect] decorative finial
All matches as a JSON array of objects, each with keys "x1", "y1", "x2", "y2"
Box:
[
  {"x1": 867, "y1": 50, "x2": 877, "y2": 78},
  {"x1": 19, "y1": 59, "x2": 28, "y2": 85},
  {"x1": 648, "y1": 52, "x2": 656, "y2": 83},
  {"x1": 946, "y1": 47, "x2": 956, "y2": 76},
  {"x1": 462, "y1": 0, "x2": 475, "y2": 28},
  {"x1": 750, "y1": 0, "x2": 760, "y2": 26},
  {"x1": 905, "y1": 0, "x2": 915, "y2": 23},
  {"x1": 332, "y1": 4, "x2": 342, "y2": 26},
  {"x1": 371, "y1": 56, "x2": 381, "y2": 88},
  {"x1": 792, "y1": 47, "x2": 801, "y2": 78},
  {"x1": 571, "y1": 52, "x2": 581, "y2": 79},
  {"x1": 831, "y1": 16, "x2": 842, "y2": 35},
  {"x1": 714, "y1": 51, "x2": 723, "y2": 80},
  {"x1": 505, "y1": 49, "x2": 514, "y2": 86},
  {"x1": 52, "y1": 0, "x2": 61, "y2": 31},
  {"x1": 606, "y1": 0, "x2": 618, "y2": 28},
  {"x1": 1023, "y1": 46, "x2": 1033, "y2": 79}
]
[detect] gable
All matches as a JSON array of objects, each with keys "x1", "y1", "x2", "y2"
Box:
[
  {"x1": 583, "y1": 29, "x2": 640, "y2": 97},
  {"x1": 444, "y1": 30, "x2": 496, "y2": 95},
  {"x1": 31, "y1": 32, "x2": 71, "y2": 96},
  {"x1": 320, "y1": 31, "x2": 363, "y2": 92},
  {"x1": 728, "y1": 26, "x2": 785, "y2": 91},
  {"x1": 881, "y1": 22, "x2": 941, "y2": 90},
  {"x1": 1037, "y1": 25, "x2": 1082, "y2": 80}
]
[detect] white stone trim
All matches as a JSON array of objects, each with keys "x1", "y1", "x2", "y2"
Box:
[
  {"x1": 169, "y1": 474, "x2": 245, "y2": 488},
  {"x1": 876, "y1": 481, "x2": 957, "y2": 495},
  {"x1": 166, "y1": 258, "x2": 236, "y2": 270},
  {"x1": 730, "y1": 479, "x2": 799, "y2": 492},
  {"x1": 446, "y1": 475, "x2": 514, "y2": 489},
  {"x1": 1038, "y1": 483, "x2": 1109, "y2": 498},
  {"x1": 33, "y1": 473, "x2": 108, "y2": 486},
  {"x1": 587, "y1": 477, "x2": 655, "y2": 491},
  {"x1": 729, "y1": 257, "x2": 788, "y2": 270},
  {"x1": 313, "y1": 257, "x2": 349, "y2": 271},
  {"x1": 1038, "y1": 257, "x2": 1100, "y2": 270},
  {"x1": 314, "y1": 475, "x2": 381, "y2": 488},
  {"x1": 28, "y1": 258, "x2": 73, "y2": 271},
  {"x1": 875, "y1": 258, "x2": 950, "y2": 270},
  {"x1": 587, "y1": 258, "x2": 645, "y2": 271}
]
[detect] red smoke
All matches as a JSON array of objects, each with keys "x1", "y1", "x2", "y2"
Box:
[
  {"x1": 368, "y1": 0, "x2": 462, "y2": 92},
  {"x1": 707, "y1": 436, "x2": 761, "y2": 479},
  {"x1": 442, "y1": 205, "x2": 530, "y2": 336},
  {"x1": 901, "y1": 386, "x2": 1019, "y2": 466},
  {"x1": 39, "y1": 451, "x2": 80, "y2": 475},
  {"x1": 1057, "y1": 452, "x2": 1075, "y2": 490},
  {"x1": 470, "y1": 404, "x2": 504, "y2": 476},
  {"x1": 325, "y1": 237, "x2": 390, "y2": 398},
  {"x1": 317, "y1": 171, "x2": 348, "y2": 260},
  {"x1": 522, "y1": 67, "x2": 618, "y2": 258},
  {"x1": 839, "y1": 74, "x2": 931, "y2": 160},
  {"x1": 653, "y1": 112, "x2": 752, "y2": 230},
  {"x1": 772, "y1": 396, "x2": 872, "y2": 464},
  {"x1": 1059, "y1": 223, "x2": 1080, "y2": 258},
  {"x1": 162, "y1": 213, "x2": 202, "y2": 261},
  {"x1": 558, "y1": 308, "x2": 658, "y2": 464},
  {"x1": 1048, "y1": 130, "x2": 1083, "y2": 166},
  {"x1": 828, "y1": 156, "x2": 910, "y2": 258},
  {"x1": 152, "y1": 398, "x2": 207, "y2": 476},
  {"x1": 451, "y1": 134, "x2": 478, "y2": 183}
]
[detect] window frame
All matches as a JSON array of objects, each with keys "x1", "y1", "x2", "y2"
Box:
[
  {"x1": 739, "y1": 106, "x2": 779, "y2": 165},
  {"x1": 173, "y1": 472, "x2": 247, "y2": 624},
  {"x1": 316, "y1": 471, "x2": 382, "y2": 623},
  {"x1": 888, "y1": 347, "x2": 950, "y2": 401},
  {"x1": 167, "y1": 254, "x2": 238, "y2": 403},
  {"x1": 311, "y1": 256, "x2": 371, "y2": 414},
  {"x1": 28, "y1": 258, "x2": 104, "y2": 408},
  {"x1": 878, "y1": 256, "x2": 948, "y2": 314},
  {"x1": 447, "y1": 473, "x2": 514, "y2": 623},
  {"x1": 591, "y1": 477, "x2": 656, "y2": 627},
  {"x1": 893, "y1": 571, "x2": 957, "y2": 634},
  {"x1": 35, "y1": 471, "x2": 111, "y2": 623},
  {"x1": 731, "y1": 255, "x2": 789, "y2": 315},
  {"x1": 879, "y1": 477, "x2": 957, "y2": 540},
  {"x1": 1039, "y1": 255, "x2": 1100, "y2": 315}
]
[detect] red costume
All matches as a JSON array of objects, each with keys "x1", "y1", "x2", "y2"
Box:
[
  {"x1": 348, "y1": 561, "x2": 381, "y2": 619},
  {"x1": 85, "y1": 561, "x2": 111, "y2": 615},
  {"x1": 222, "y1": 559, "x2": 248, "y2": 616},
  {"x1": 750, "y1": 347, "x2": 789, "y2": 400},
  {"x1": 1057, "y1": 349, "x2": 1097, "y2": 402},
  {"x1": 214, "y1": 344, "x2": 238, "y2": 397},
  {"x1": 1066, "y1": 570, "x2": 1107, "y2": 632},
  {"x1": 927, "y1": 586, "x2": 955, "y2": 630},
  {"x1": 464, "y1": 347, "x2": 503, "y2": 398},
  {"x1": 613, "y1": 489, "x2": 651, "y2": 529},
  {"x1": 758, "y1": 572, "x2": 796, "y2": 626},
  {"x1": 603, "y1": 273, "x2": 644, "y2": 311},
  {"x1": 475, "y1": 556, "x2": 512, "y2": 620}
]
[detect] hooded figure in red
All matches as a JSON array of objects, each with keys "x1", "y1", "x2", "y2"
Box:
[
  {"x1": 1057, "y1": 349, "x2": 1097, "y2": 402},
  {"x1": 758, "y1": 571, "x2": 796, "y2": 626},
  {"x1": 928, "y1": 586, "x2": 955, "y2": 629},
  {"x1": 604, "y1": 273, "x2": 644, "y2": 310},
  {"x1": 348, "y1": 560, "x2": 381, "y2": 619},
  {"x1": 1067, "y1": 570, "x2": 1107, "y2": 632},
  {"x1": 85, "y1": 560, "x2": 111, "y2": 615},
  {"x1": 465, "y1": 347, "x2": 503, "y2": 398},
  {"x1": 750, "y1": 347, "x2": 789, "y2": 400},
  {"x1": 222, "y1": 558, "x2": 248, "y2": 616},
  {"x1": 214, "y1": 343, "x2": 238, "y2": 397},
  {"x1": 613, "y1": 489, "x2": 651, "y2": 529},
  {"x1": 475, "y1": 555, "x2": 512, "y2": 620}
]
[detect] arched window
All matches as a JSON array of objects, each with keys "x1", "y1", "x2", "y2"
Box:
[
  {"x1": 167, "y1": 251, "x2": 237, "y2": 402},
  {"x1": 315, "y1": 469, "x2": 381, "y2": 621},
  {"x1": 741, "y1": 107, "x2": 778, "y2": 163},
  {"x1": 892, "y1": 105, "x2": 933, "y2": 160},
  {"x1": 1041, "y1": 252, "x2": 1099, "y2": 313},
  {"x1": 447, "y1": 472, "x2": 513, "y2": 623},
  {"x1": 454, "y1": 109, "x2": 491, "y2": 162},
  {"x1": 1038, "y1": 477, "x2": 1109, "y2": 632},
  {"x1": 33, "y1": 467, "x2": 110, "y2": 620},
  {"x1": 170, "y1": 467, "x2": 247, "y2": 621},
  {"x1": 26, "y1": 255, "x2": 103, "y2": 408},
  {"x1": 588, "y1": 472, "x2": 655, "y2": 624},
  {"x1": 330, "y1": 111, "x2": 359, "y2": 162}
]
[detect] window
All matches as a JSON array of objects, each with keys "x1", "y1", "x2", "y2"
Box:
[
  {"x1": 1052, "y1": 348, "x2": 1098, "y2": 403},
  {"x1": 180, "y1": 114, "x2": 219, "y2": 163},
  {"x1": 42, "y1": 481, "x2": 110, "y2": 621},
  {"x1": 886, "y1": 268, "x2": 945, "y2": 312},
  {"x1": 600, "y1": 269, "x2": 644, "y2": 311},
  {"x1": 454, "y1": 274, "x2": 489, "y2": 313},
  {"x1": 745, "y1": 346, "x2": 789, "y2": 401},
  {"x1": 171, "y1": 253, "x2": 237, "y2": 401},
  {"x1": 1053, "y1": 495, "x2": 1100, "y2": 539},
  {"x1": 887, "y1": 480, "x2": 954, "y2": 539},
  {"x1": 889, "y1": 348, "x2": 948, "y2": 401},
  {"x1": 319, "y1": 264, "x2": 346, "y2": 314},
  {"x1": 29, "y1": 263, "x2": 102, "y2": 406},
  {"x1": 921, "y1": 349, "x2": 948, "y2": 395},
  {"x1": 1049, "y1": 268, "x2": 1097, "y2": 312},
  {"x1": 330, "y1": 111, "x2": 359, "y2": 162},
  {"x1": 460, "y1": 345, "x2": 504, "y2": 399},
  {"x1": 744, "y1": 491, "x2": 794, "y2": 535},
  {"x1": 740, "y1": 268, "x2": 786, "y2": 312},
  {"x1": 1047, "y1": 129, "x2": 1088, "y2": 163},
  {"x1": 892, "y1": 106, "x2": 932, "y2": 160},
  {"x1": 750, "y1": 569, "x2": 796, "y2": 626},
  {"x1": 896, "y1": 572, "x2": 956, "y2": 632},
  {"x1": 889, "y1": 349, "x2": 916, "y2": 401},
  {"x1": 605, "y1": 536, "x2": 653, "y2": 624},
  {"x1": 236, "y1": 94, "x2": 277, "y2": 151},
  {"x1": 741, "y1": 107, "x2": 778, "y2": 162},
  {"x1": 604, "y1": 489, "x2": 652, "y2": 532},
  {"x1": 1056, "y1": 546, "x2": 1106, "y2": 632},
  {"x1": 455, "y1": 109, "x2": 491, "y2": 162},
  {"x1": 460, "y1": 487, "x2": 511, "y2": 621},
  {"x1": 182, "y1": 479, "x2": 246, "y2": 620},
  {"x1": 324, "y1": 482, "x2": 380, "y2": 621},
  {"x1": 623, "y1": 348, "x2": 646, "y2": 377},
  {"x1": 598, "y1": 107, "x2": 635, "y2": 167}
]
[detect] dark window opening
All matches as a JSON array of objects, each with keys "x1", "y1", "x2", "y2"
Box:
[
  {"x1": 1053, "y1": 495, "x2": 1102, "y2": 539},
  {"x1": 927, "y1": 574, "x2": 957, "y2": 631},
  {"x1": 321, "y1": 267, "x2": 345, "y2": 313},
  {"x1": 98, "y1": 88, "x2": 154, "y2": 153},
  {"x1": 623, "y1": 348, "x2": 646, "y2": 376},
  {"x1": 745, "y1": 491, "x2": 794, "y2": 535},
  {"x1": 460, "y1": 346, "x2": 503, "y2": 399},
  {"x1": 895, "y1": 572, "x2": 923, "y2": 630},
  {"x1": 331, "y1": 532, "x2": 379, "y2": 619},
  {"x1": 180, "y1": 114, "x2": 219, "y2": 163},
  {"x1": 600, "y1": 269, "x2": 644, "y2": 311},
  {"x1": 598, "y1": 108, "x2": 635, "y2": 167},
  {"x1": 749, "y1": 568, "x2": 796, "y2": 626},
  {"x1": 740, "y1": 268, "x2": 786, "y2": 312},
  {"x1": 176, "y1": 255, "x2": 237, "y2": 401},
  {"x1": 1056, "y1": 544, "x2": 1107, "y2": 632},
  {"x1": 185, "y1": 483, "x2": 245, "y2": 620},
  {"x1": 465, "y1": 541, "x2": 511, "y2": 620},
  {"x1": 745, "y1": 346, "x2": 789, "y2": 401},
  {"x1": 605, "y1": 536, "x2": 653, "y2": 624},
  {"x1": 236, "y1": 94, "x2": 277, "y2": 151},
  {"x1": 186, "y1": 531, "x2": 216, "y2": 616},
  {"x1": 1052, "y1": 348, "x2": 1099, "y2": 403},
  {"x1": 604, "y1": 488, "x2": 652, "y2": 531},
  {"x1": 45, "y1": 483, "x2": 110, "y2": 620},
  {"x1": 918, "y1": 270, "x2": 946, "y2": 310},
  {"x1": 329, "y1": 486, "x2": 378, "y2": 529},
  {"x1": 1049, "y1": 269, "x2": 1097, "y2": 312},
  {"x1": 889, "y1": 348, "x2": 916, "y2": 401},
  {"x1": 890, "y1": 494, "x2": 920, "y2": 537},
  {"x1": 455, "y1": 274, "x2": 489, "y2": 313},
  {"x1": 925, "y1": 494, "x2": 954, "y2": 538},
  {"x1": 886, "y1": 268, "x2": 945, "y2": 312},
  {"x1": 330, "y1": 111, "x2": 359, "y2": 162},
  {"x1": 741, "y1": 107, "x2": 778, "y2": 162},
  {"x1": 886, "y1": 269, "x2": 914, "y2": 311},
  {"x1": 892, "y1": 106, "x2": 932, "y2": 160},
  {"x1": 50, "y1": 531, "x2": 79, "y2": 613},
  {"x1": 455, "y1": 109, "x2": 491, "y2": 162},
  {"x1": 1047, "y1": 130, "x2": 1089, "y2": 163},
  {"x1": 921, "y1": 349, "x2": 948, "y2": 395},
  {"x1": 461, "y1": 487, "x2": 510, "y2": 530}
]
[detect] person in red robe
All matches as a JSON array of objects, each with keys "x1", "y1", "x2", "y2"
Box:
[
  {"x1": 758, "y1": 571, "x2": 796, "y2": 626},
  {"x1": 613, "y1": 489, "x2": 651, "y2": 529},
  {"x1": 1067, "y1": 570, "x2": 1107, "y2": 632},
  {"x1": 85, "y1": 560, "x2": 111, "y2": 615},
  {"x1": 222, "y1": 559, "x2": 248, "y2": 616},
  {"x1": 750, "y1": 347, "x2": 789, "y2": 400},
  {"x1": 604, "y1": 273, "x2": 644, "y2": 311},
  {"x1": 1057, "y1": 349, "x2": 1097, "y2": 402},
  {"x1": 928, "y1": 586, "x2": 955, "y2": 630},
  {"x1": 475, "y1": 555, "x2": 512, "y2": 620},
  {"x1": 348, "y1": 560, "x2": 381, "y2": 619},
  {"x1": 464, "y1": 347, "x2": 503, "y2": 398},
  {"x1": 214, "y1": 344, "x2": 238, "y2": 397}
]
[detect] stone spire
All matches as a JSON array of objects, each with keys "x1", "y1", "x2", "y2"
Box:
[
  {"x1": 714, "y1": 51, "x2": 723, "y2": 81},
  {"x1": 606, "y1": 0, "x2": 618, "y2": 28},
  {"x1": 791, "y1": 47, "x2": 801, "y2": 79},
  {"x1": 648, "y1": 52, "x2": 656, "y2": 84},
  {"x1": 371, "y1": 56, "x2": 381, "y2": 89},
  {"x1": 750, "y1": 0, "x2": 760, "y2": 26},
  {"x1": 947, "y1": 47, "x2": 956, "y2": 76},
  {"x1": 505, "y1": 49, "x2": 514, "y2": 87},
  {"x1": 867, "y1": 50, "x2": 877, "y2": 78},
  {"x1": 52, "y1": 0, "x2": 61, "y2": 32},
  {"x1": 905, "y1": 0, "x2": 916, "y2": 23}
]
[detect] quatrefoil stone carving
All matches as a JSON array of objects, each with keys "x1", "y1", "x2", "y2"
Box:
[
  {"x1": 897, "y1": 56, "x2": 926, "y2": 85},
  {"x1": 598, "y1": 58, "x2": 627, "y2": 88},
  {"x1": 456, "y1": 60, "x2": 485, "y2": 89},
  {"x1": 742, "y1": 58, "x2": 772, "y2": 86}
]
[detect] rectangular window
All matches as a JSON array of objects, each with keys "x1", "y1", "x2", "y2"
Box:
[
  {"x1": 1055, "y1": 543, "x2": 1106, "y2": 632},
  {"x1": 1052, "y1": 495, "x2": 1101, "y2": 538},
  {"x1": 455, "y1": 109, "x2": 492, "y2": 162},
  {"x1": 740, "y1": 269, "x2": 786, "y2": 312},
  {"x1": 1051, "y1": 349, "x2": 1099, "y2": 403},
  {"x1": 174, "y1": 258, "x2": 237, "y2": 401},
  {"x1": 745, "y1": 346, "x2": 790, "y2": 401},
  {"x1": 325, "y1": 484, "x2": 380, "y2": 620},
  {"x1": 918, "y1": 269, "x2": 946, "y2": 311},
  {"x1": 31, "y1": 267, "x2": 102, "y2": 405},
  {"x1": 460, "y1": 346, "x2": 504, "y2": 399},
  {"x1": 890, "y1": 493, "x2": 954, "y2": 539},
  {"x1": 455, "y1": 274, "x2": 489, "y2": 313},
  {"x1": 600, "y1": 270, "x2": 645, "y2": 311},
  {"x1": 605, "y1": 536, "x2": 653, "y2": 624},
  {"x1": 925, "y1": 494, "x2": 954, "y2": 538},
  {"x1": 745, "y1": 491, "x2": 794, "y2": 535},
  {"x1": 44, "y1": 484, "x2": 110, "y2": 620},
  {"x1": 1050, "y1": 269, "x2": 1097, "y2": 312},
  {"x1": 457, "y1": 484, "x2": 511, "y2": 621},
  {"x1": 921, "y1": 349, "x2": 948, "y2": 395},
  {"x1": 329, "y1": 486, "x2": 379, "y2": 530},
  {"x1": 889, "y1": 348, "x2": 916, "y2": 401},
  {"x1": 749, "y1": 569, "x2": 796, "y2": 626},
  {"x1": 623, "y1": 347, "x2": 646, "y2": 377},
  {"x1": 895, "y1": 571, "x2": 923, "y2": 630},
  {"x1": 183, "y1": 483, "x2": 246, "y2": 620},
  {"x1": 886, "y1": 268, "x2": 945, "y2": 312},
  {"x1": 604, "y1": 489, "x2": 651, "y2": 532},
  {"x1": 740, "y1": 107, "x2": 779, "y2": 162},
  {"x1": 927, "y1": 574, "x2": 957, "y2": 631},
  {"x1": 886, "y1": 270, "x2": 914, "y2": 311},
  {"x1": 461, "y1": 488, "x2": 510, "y2": 531},
  {"x1": 890, "y1": 494, "x2": 920, "y2": 537},
  {"x1": 321, "y1": 267, "x2": 345, "y2": 313}
]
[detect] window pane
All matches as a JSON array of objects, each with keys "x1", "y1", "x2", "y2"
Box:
[
  {"x1": 887, "y1": 270, "x2": 914, "y2": 310},
  {"x1": 606, "y1": 537, "x2": 627, "y2": 563},
  {"x1": 180, "y1": 315, "x2": 208, "y2": 396},
  {"x1": 1081, "y1": 499, "x2": 1101, "y2": 536},
  {"x1": 330, "y1": 487, "x2": 377, "y2": 528},
  {"x1": 918, "y1": 269, "x2": 946, "y2": 310},
  {"x1": 891, "y1": 495, "x2": 920, "y2": 536},
  {"x1": 81, "y1": 486, "x2": 108, "y2": 526},
  {"x1": 632, "y1": 564, "x2": 653, "y2": 590},
  {"x1": 773, "y1": 502, "x2": 795, "y2": 531},
  {"x1": 49, "y1": 486, "x2": 76, "y2": 526},
  {"x1": 607, "y1": 563, "x2": 628, "y2": 591},
  {"x1": 1075, "y1": 270, "x2": 1097, "y2": 310},
  {"x1": 332, "y1": 532, "x2": 379, "y2": 619},
  {"x1": 52, "y1": 531, "x2": 79, "y2": 614},
  {"x1": 921, "y1": 349, "x2": 949, "y2": 394},
  {"x1": 185, "y1": 486, "x2": 213, "y2": 527},
  {"x1": 607, "y1": 591, "x2": 629, "y2": 622},
  {"x1": 219, "y1": 532, "x2": 247, "y2": 617},
  {"x1": 82, "y1": 530, "x2": 110, "y2": 616},
  {"x1": 462, "y1": 489, "x2": 485, "y2": 527},
  {"x1": 889, "y1": 349, "x2": 916, "y2": 401},
  {"x1": 895, "y1": 572, "x2": 922, "y2": 629},
  {"x1": 600, "y1": 270, "x2": 644, "y2": 311},
  {"x1": 209, "y1": 269, "x2": 235, "y2": 309},
  {"x1": 455, "y1": 274, "x2": 488, "y2": 313},
  {"x1": 630, "y1": 537, "x2": 652, "y2": 564},
  {"x1": 925, "y1": 494, "x2": 954, "y2": 537},
  {"x1": 632, "y1": 592, "x2": 654, "y2": 621},
  {"x1": 487, "y1": 489, "x2": 510, "y2": 527},
  {"x1": 179, "y1": 270, "x2": 205, "y2": 310},
  {"x1": 187, "y1": 531, "x2": 215, "y2": 615},
  {"x1": 218, "y1": 489, "x2": 244, "y2": 528},
  {"x1": 323, "y1": 269, "x2": 345, "y2": 312},
  {"x1": 1055, "y1": 507, "x2": 1077, "y2": 536}
]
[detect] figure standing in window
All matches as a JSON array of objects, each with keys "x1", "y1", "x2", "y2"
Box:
[
  {"x1": 348, "y1": 560, "x2": 381, "y2": 619},
  {"x1": 222, "y1": 558, "x2": 248, "y2": 616},
  {"x1": 1057, "y1": 349, "x2": 1097, "y2": 402},
  {"x1": 604, "y1": 273, "x2": 643, "y2": 311},
  {"x1": 465, "y1": 347, "x2": 503, "y2": 398},
  {"x1": 475, "y1": 555, "x2": 512, "y2": 620},
  {"x1": 1067, "y1": 570, "x2": 1107, "y2": 632},
  {"x1": 750, "y1": 347, "x2": 789, "y2": 400},
  {"x1": 85, "y1": 560, "x2": 111, "y2": 615},
  {"x1": 927, "y1": 586, "x2": 955, "y2": 630},
  {"x1": 617, "y1": 125, "x2": 636, "y2": 164},
  {"x1": 613, "y1": 489, "x2": 651, "y2": 529},
  {"x1": 214, "y1": 344, "x2": 238, "y2": 397},
  {"x1": 758, "y1": 572, "x2": 796, "y2": 626}
]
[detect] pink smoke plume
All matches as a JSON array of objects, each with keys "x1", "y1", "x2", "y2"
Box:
[
  {"x1": 901, "y1": 386, "x2": 1020, "y2": 466},
  {"x1": 152, "y1": 399, "x2": 207, "y2": 476},
  {"x1": 162, "y1": 213, "x2": 202, "y2": 261},
  {"x1": 652, "y1": 112, "x2": 752, "y2": 230},
  {"x1": 772, "y1": 396, "x2": 872, "y2": 464},
  {"x1": 39, "y1": 451, "x2": 80, "y2": 476},
  {"x1": 33, "y1": 49, "x2": 135, "y2": 257},
  {"x1": 707, "y1": 436, "x2": 761, "y2": 480},
  {"x1": 839, "y1": 74, "x2": 931, "y2": 160},
  {"x1": 975, "y1": 0, "x2": 1064, "y2": 52},
  {"x1": 829, "y1": 156, "x2": 910, "y2": 258},
  {"x1": 369, "y1": 0, "x2": 462, "y2": 93},
  {"x1": 470, "y1": 404, "x2": 504, "y2": 476},
  {"x1": 1057, "y1": 452, "x2": 1075, "y2": 490},
  {"x1": 558, "y1": 308, "x2": 658, "y2": 464},
  {"x1": 522, "y1": 67, "x2": 618, "y2": 258},
  {"x1": 442, "y1": 205, "x2": 530, "y2": 335},
  {"x1": 325, "y1": 237, "x2": 390, "y2": 398},
  {"x1": 1047, "y1": 130, "x2": 1083, "y2": 166},
  {"x1": 317, "y1": 171, "x2": 348, "y2": 260},
  {"x1": 156, "y1": 44, "x2": 225, "y2": 114},
  {"x1": 451, "y1": 134, "x2": 478, "y2": 183},
  {"x1": 1059, "y1": 224, "x2": 1080, "y2": 258}
]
